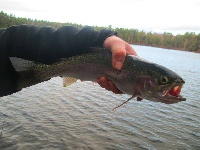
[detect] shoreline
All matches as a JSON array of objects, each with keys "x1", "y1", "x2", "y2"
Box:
[{"x1": 131, "y1": 43, "x2": 200, "y2": 53}]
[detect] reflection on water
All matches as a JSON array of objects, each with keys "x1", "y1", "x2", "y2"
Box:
[{"x1": 0, "y1": 45, "x2": 200, "y2": 149}]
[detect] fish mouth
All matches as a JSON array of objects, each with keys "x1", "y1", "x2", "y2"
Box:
[{"x1": 161, "y1": 83, "x2": 186, "y2": 103}]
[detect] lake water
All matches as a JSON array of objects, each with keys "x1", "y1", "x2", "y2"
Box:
[{"x1": 0, "y1": 45, "x2": 199, "y2": 150}]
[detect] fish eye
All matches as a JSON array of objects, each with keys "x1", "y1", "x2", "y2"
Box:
[{"x1": 160, "y1": 76, "x2": 169, "y2": 84}]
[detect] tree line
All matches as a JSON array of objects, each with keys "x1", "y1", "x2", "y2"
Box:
[{"x1": 0, "y1": 11, "x2": 200, "y2": 52}]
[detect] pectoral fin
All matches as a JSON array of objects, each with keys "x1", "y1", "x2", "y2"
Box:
[{"x1": 63, "y1": 77, "x2": 78, "y2": 87}]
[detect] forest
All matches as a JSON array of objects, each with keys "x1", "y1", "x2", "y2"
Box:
[{"x1": 0, "y1": 11, "x2": 200, "y2": 52}]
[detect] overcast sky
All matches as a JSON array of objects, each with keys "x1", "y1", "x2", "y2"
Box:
[{"x1": 1, "y1": 0, "x2": 200, "y2": 35}]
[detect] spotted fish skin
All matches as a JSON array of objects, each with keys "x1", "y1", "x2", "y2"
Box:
[{"x1": 12, "y1": 48, "x2": 186, "y2": 104}]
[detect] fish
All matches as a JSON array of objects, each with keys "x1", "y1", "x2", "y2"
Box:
[{"x1": 10, "y1": 48, "x2": 186, "y2": 106}]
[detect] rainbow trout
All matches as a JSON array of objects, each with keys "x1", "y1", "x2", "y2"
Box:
[{"x1": 10, "y1": 48, "x2": 186, "y2": 106}]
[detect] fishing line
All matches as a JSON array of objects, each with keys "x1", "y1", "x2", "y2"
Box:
[{"x1": 112, "y1": 95, "x2": 135, "y2": 110}]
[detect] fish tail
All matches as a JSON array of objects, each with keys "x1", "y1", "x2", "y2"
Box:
[{"x1": 10, "y1": 57, "x2": 50, "y2": 91}]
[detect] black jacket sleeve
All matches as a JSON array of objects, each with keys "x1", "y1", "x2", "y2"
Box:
[
  {"x1": 0, "y1": 25, "x2": 117, "y2": 96},
  {"x1": 1, "y1": 25, "x2": 116, "y2": 64}
]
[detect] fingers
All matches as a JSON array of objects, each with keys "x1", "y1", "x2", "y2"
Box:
[
  {"x1": 101, "y1": 35, "x2": 137, "y2": 94},
  {"x1": 125, "y1": 43, "x2": 138, "y2": 56},
  {"x1": 111, "y1": 44, "x2": 137, "y2": 70},
  {"x1": 111, "y1": 47, "x2": 126, "y2": 70},
  {"x1": 97, "y1": 77, "x2": 123, "y2": 94},
  {"x1": 104, "y1": 35, "x2": 137, "y2": 70}
]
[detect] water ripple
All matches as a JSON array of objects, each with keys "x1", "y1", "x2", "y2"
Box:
[{"x1": 1, "y1": 46, "x2": 200, "y2": 149}]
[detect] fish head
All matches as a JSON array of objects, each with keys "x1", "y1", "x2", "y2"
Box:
[{"x1": 134, "y1": 65, "x2": 186, "y2": 104}]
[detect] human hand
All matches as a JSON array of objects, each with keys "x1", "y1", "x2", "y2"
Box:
[{"x1": 97, "y1": 35, "x2": 137, "y2": 94}]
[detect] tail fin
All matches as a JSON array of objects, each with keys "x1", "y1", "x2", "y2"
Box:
[
  {"x1": 9, "y1": 57, "x2": 35, "y2": 72},
  {"x1": 9, "y1": 57, "x2": 48, "y2": 91}
]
